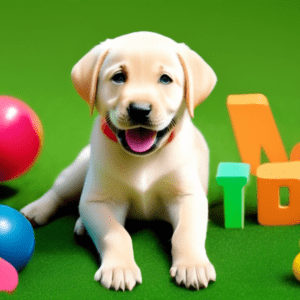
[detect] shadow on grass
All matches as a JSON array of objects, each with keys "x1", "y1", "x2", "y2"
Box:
[
  {"x1": 283, "y1": 273, "x2": 300, "y2": 287},
  {"x1": 126, "y1": 219, "x2": 173, "y2": 262},
  {"x1": 0, "y1": 184, "x2": 18, "y2": 200},
  {"x1": 74, "y1": 215, "x2": 174, "y2": 266}
]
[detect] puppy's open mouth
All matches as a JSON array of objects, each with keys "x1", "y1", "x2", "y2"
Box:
[
  {"x1": 106, "y1": 117, "x2": 176, "y2": 155},
  {"x1": 124, "y1": 128, "x2": 157, "y2": 153}
]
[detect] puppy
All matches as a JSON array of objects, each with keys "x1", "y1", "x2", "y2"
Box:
[{"x1": 21, "y1": 31, "x2": 217, "y2": 291}]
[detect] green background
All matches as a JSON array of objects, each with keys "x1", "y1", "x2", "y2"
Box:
[{"x1": 1, "y1": 0, "x2": 300, "y2": 299}]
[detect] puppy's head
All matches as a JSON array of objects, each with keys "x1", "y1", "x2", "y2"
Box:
[{"x1": 71, "y1": 32, "x2": 216, "y2": 156}]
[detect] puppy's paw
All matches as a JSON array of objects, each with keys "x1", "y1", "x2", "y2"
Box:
[
  {"x1": 170, "y1": 259, "x2": 216, "y2": 290},
  {"x1": 74, "y1": 217, "x2": 86, "y2": 235},
  {"x1": 94, "y1": 262, "x2": 142, "y2": 291},
  {"x1": 20, "y1": 189, "x2": 61, "y2": 226}
]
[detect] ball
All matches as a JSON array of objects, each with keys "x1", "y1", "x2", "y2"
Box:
[
  {"x1": 0, "y1": 205, "x2": 35, "y2": 271},
  {"x1": 293, "y1": 253, "x2": 300, "y2": 281},
  {"x1": 0, "y1": 95, "x2": 43, "y2": 181},
  {"x1": 0, "y1": 258, "x2": 18, "y2": 294}
]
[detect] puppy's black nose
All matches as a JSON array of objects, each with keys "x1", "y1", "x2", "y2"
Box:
[{"x1": 127, "y1": 103, "x2": 152, "y2": 123}]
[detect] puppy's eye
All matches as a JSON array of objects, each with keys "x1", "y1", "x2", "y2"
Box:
[
  {"x1": 159, "y1": 74, "x2": 173, "y2": 84},
  {"x1": 111, "y1": 72, "x2": 126, "y2": 84}
]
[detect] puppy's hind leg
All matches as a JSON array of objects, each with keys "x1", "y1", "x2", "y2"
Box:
[{"x1": 21, "y1": 145, "x2": 91, "y2": 226}]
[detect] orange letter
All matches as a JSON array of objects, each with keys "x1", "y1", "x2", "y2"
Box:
[
  {"x1": 257, "y1": 161, "x2": 300, "y2": 226},
  {"x1": 227, "y1": 94, "x2": 288, "y2": 175}
]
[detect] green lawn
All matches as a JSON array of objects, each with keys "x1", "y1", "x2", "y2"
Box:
[{"x1": 1, "y1": 0, "x2": 300, "y2": 299}]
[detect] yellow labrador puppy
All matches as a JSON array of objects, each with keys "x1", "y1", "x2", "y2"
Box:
[{"x1": 21, "y1": 31, "x2": 217, "y2": 291}]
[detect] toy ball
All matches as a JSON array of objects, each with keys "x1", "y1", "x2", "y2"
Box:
[
  {"x1": 0, "y1": 205, "x2": 35, "y2": 271},
  {"x1": 293, "y1": 252, "x2": 300, "y2": 281},
  {"x1": 0, "y1": 258, "x2": 18, "y2": 294},
  {"x1": 0, "y1": 95, "x2": 43, "y2": 181}
]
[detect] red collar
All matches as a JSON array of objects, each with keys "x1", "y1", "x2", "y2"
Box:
[{"x1": 101, "y1": 117, "x2": 175, "y2": 144}]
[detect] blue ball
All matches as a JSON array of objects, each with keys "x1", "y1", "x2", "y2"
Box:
[{"x1": 0, "y1": 205, "x2": 35, "y2": 271}]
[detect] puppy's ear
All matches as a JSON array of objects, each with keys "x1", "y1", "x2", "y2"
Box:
[
  {"x1": 177, "y1": 43, "x2": 217, "y2": 118},
  {"x1": 71, "y1": 40, "x2": 111, "y2": 115}
]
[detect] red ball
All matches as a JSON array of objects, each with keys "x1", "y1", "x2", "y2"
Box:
[{"x1": 0, "y1": 96, "x2": 43, "y2": 181}]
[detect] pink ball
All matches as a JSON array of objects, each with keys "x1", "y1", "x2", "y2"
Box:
[{"x1": 0, "y1": 96, "x2": 43, "y2": 181}]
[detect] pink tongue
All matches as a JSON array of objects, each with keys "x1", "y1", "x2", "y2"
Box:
[{"x1": 125, "y1": 128, "x2": 157, "y2": 153}]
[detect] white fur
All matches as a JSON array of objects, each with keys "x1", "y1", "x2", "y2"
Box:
[{"x1": 21, "y1": 32, "x2": 216, "y2": 291}]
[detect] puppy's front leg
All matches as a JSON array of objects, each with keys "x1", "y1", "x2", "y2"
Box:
[
  {"x1": 79, "y1": 199, "x2": 142, "y2": 291},
  {"x1": 167, "y1": 188, "x2": 216, "y2": 290}
]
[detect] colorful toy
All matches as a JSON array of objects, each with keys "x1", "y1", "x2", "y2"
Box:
[
  {"x1": 0, "y1": 95, "x2": 43, "y2": 181},
  {"x1": 0, "y1": 258, "x2": 18, "y2": 294},
  {"x1": 227, "y1": 94, "x2": 288, "y2": 176},
  {"x1": 227, "y1": 93, "x2": 300, "y2": 227},
  {"x1": 0, "y1": 205, "x2": 35, "y2": 271},
  {"x1": 216, "y1": 162, "x2": 250, "y2": 228},
  {"x1": 293, "y1": 242, "x2": 300, "y2": 281},
  {"x1": 290, "y1": 143, "x2": 300, "y2": 161},
  {"x1": 257, "y1": 161, "x2": 300, "y2": 226}
]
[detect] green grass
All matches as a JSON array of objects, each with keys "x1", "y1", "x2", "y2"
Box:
[{"x1": 1, "y1": 0, "x2": 300, "y2": 299}]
